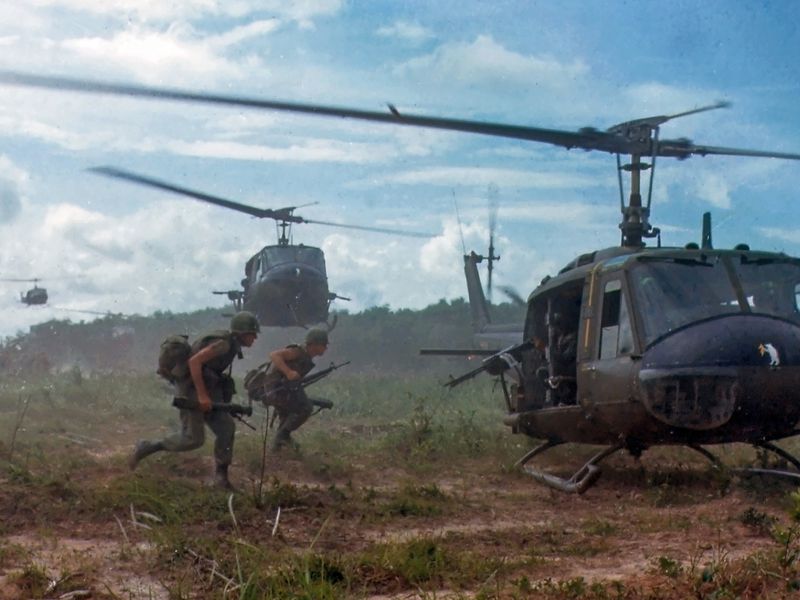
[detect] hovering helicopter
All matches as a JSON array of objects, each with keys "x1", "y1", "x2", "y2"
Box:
[
  {"x1": 0, "y1": 277, "x2": 48, "y2": 305},
  {"x1": 88, "y1": 166, "x2": 430, "y2": 328},
  {"x1": 4, "y1": 71, "x2": 800, "y2": 493}
]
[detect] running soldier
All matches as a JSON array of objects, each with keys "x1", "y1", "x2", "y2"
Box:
[
  {"x1": 128, "y1": 311, "x2": 260, "y2": 489},
  {"x1": 263, "y1": 328, "x2": 329, "y2": 451}
]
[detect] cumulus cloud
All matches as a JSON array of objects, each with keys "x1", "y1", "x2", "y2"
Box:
[
  {"x1": 376, "y1": 21, "x2": 433, "y2": 43},
  {"x1": 357, "y1": 166, "x2": 600, "y2": 189},
  {"x1": 757, "y1": 226, "x2": 800, "y2": 245},
  {"x1": 60, "y1": 24, "x2": 254, "y2": 84},
  {"x1": 23, "y1": 0, "x2": 342, "y2": 26},
  {"x1": 0, "y1": 156, "x2": 28, "y2": 225},
  {"x1": 394, "y1": 35, "x2": 588, "y2": 88},
  {"x1": 161, "y1": 137, "x2": 398, "y2": 164}
]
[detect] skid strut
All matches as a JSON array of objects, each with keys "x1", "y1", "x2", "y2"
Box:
[
  {"x1": 516, "y1": 441, "x2": 624, "y2": 494},
  {"x1": 688, "y1": 442, "x2": 800, "y2": 482}
]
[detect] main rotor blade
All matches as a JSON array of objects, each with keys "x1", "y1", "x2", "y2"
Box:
[
  {"x1": 0, "y1": 71, "x2": 616, "y2": 151},
  {"x1": 89, "y1": 166, "x2": 298, "y2": 221},
  {"x1": 4, "y1": 71, "x2": 800, "y2": 160},
  {"x1": 0, "y1": 278, "x2": 40, "y2": 283},
  {"x1": 303, "y1": 218, "x2": 433, "y2": 238},
  {"x1": 656, "y1": 140, "x2": 800, "y2": 160}
]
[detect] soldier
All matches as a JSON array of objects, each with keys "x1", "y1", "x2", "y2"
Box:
[
  {"x1": 263, "y1": 328, "x2": 329, "y2": 451},
  {"x1": 128, "y1": 311, "x2": 260, "y2": 489}
]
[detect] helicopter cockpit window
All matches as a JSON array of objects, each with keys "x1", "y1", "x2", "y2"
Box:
[
  {"x1": 732, "y1": 258, "x2": 800, "y2": 322},
  {"x1": 631, "y1": 256, "x2": 800, "y2": 345},
  {"x1": 263, "y1": 246, "x2": 326, "y2": 273},
  {"x1": 599, "y1": 280, "x2": 633, "y2": 359}
]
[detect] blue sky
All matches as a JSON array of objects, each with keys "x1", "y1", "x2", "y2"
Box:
[{"x1": 0, "y1": 0, "x2": 798, "y2": 337}]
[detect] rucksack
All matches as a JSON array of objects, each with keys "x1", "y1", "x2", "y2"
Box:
[
  {"x1": 243, "y1": 361, "x2": 271, "y2": 402},
  {"x1": 156, "y1": 335, "x2": 192, "y2": 382}
]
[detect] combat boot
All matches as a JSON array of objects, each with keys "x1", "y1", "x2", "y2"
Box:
[
  {"x1": 270, "y1": 430, "x2": 293, "y2": 452},
  {"x1": 128, "y1": 440, "x2": 163, "y2": 471},
  {"x1": 213, "y1": 464, "x2": 236, "y2": 491}
]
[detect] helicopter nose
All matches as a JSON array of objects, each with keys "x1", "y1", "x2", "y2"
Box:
[{"x1": 639, "y1": 314, "x2": 800, "y2": 436}]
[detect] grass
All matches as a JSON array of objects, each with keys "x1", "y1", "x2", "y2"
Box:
[{"x1": 5, "y1": 371, "x2": 800, "y2": 597}]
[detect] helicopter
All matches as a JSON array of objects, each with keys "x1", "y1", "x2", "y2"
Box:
[
  {"x1": 0, "y1": 277, "x2": 48, "y2": 306},
  {"x1": 4, "y1": 71, "x2": 800, "y2": 493},
  {"x1": 88, "y1": 166, "x2": 431, "y2": 328}
]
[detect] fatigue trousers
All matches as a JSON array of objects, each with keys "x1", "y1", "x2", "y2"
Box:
[
  {"x1": 159, "y1": 380, "x2": 235, "y2": 467},
  {"x1": 273, "y1": 388, "x2": 314, "y2": 444}
]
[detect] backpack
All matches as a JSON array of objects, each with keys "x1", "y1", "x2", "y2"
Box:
[
  {"x1": 243, "y1": 361, "x2": 271, "y2": 402},
  {"x1": 156, "y1": 335, "x2": 192, "y2": 382}
]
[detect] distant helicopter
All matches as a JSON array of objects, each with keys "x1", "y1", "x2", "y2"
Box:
[
  {"x1": 88, "y1": 166, "x2": 430, "y2": 328},
  {"x1": 0, "y1": 277, "x2": 48, "y2": 305},
  {"x1": 4, "y1": 71, "x2": 800, "y2": 493}
]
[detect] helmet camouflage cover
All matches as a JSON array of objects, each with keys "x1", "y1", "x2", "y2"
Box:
[
  {"x1": 230, "y1": 311, "x2": 260, "y2": 334},
  {"x1": 305, "y1": 328, "x2": 329, "y2": 345}
]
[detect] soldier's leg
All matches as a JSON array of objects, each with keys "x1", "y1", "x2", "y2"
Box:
[
  {"x1": 130, "y1": 408, "x2": 204, "y2": 470},
  {"x1": 272, "y1": 390, "x2": 313, "y2": 450},
  {"x1": 205, "y1": 410, "x2": 236, "y2": 489},
  {"x1": 160, "y1": 408, "x2": 206, "y2": 452}
]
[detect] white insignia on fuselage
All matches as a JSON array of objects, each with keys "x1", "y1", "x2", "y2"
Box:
[{"x1": 758, "y1": 343, "x2": 780, "y2": 367}]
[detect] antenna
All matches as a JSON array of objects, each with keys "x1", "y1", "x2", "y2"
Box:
[
  {"x1": 486, "y1": 183, "x2": 500, "y2": 303},
  {"x1": 453, "y1": 189, "x2": 467, "y2": 256}
]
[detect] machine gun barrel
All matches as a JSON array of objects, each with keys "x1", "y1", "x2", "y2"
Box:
[
  {"x1": 172, "y1": 397, "x2": 253, "y2": 416},
  {"x1": 445, "y1": 340, "x2": 533, "y2": 388}
]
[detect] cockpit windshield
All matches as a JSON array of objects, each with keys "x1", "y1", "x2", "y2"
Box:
[
  {"x1": 734, "y1": 257, "x2": 800, "y2": 320},
  {"x1": 630, "y1": 255, "x2": 800, "y2": 345},
  {"x1": 262, "y1": 246, "x2": 326, "y2": 273}
]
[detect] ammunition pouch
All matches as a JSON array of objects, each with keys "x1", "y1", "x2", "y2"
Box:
[{"x1": 200, "y1": 368, "x2": 236, "y2": 403}]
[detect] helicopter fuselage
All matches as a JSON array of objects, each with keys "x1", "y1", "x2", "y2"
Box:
[
  {"x1": 242, "y1": 243, "x2": 332, "y2": 327},
  {"x1": 505, "y1": 246, "x2": 800, "y2": 450},
  {"x1": 21, "y1": 286, "x2": 48, "y2": 305}
]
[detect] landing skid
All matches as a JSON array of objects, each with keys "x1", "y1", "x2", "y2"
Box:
[
  {"x1": 689, "y1": 440, "x2": 800, "y2": 482},
  {"x1": 515, "y1": 439, "x2": 800, "y2": 493},
  {"x1": 515, "y1": 441, "x2": 624, "y2": 494}
]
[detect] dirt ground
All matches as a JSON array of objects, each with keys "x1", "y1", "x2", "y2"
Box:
[{"x1": 0, "y1": 429, "x2": 793, "y2": 600}]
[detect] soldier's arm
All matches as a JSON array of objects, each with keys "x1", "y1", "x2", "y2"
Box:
[
  {"x1": 189, "y1": 340, "x2": 229, "y2": 412},
  {"x1": 269, "y1": 347, "x2": 303, "y2": 381}
]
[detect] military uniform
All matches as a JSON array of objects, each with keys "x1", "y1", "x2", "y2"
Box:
[
  {"x1": 129, "y1": 311, "x2": 260, "y2": 488},
  {"x1": 262, "y1": 343, "x2": 316, "y2": 450},
  {"x1": 159, "y1": 331, "x2": 241, "y2": 466}
]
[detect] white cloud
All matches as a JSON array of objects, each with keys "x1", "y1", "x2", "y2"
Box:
[
  {"x1": 757, "y1": 226, "x2": 800, "y2": 245},
  {"x1": 21, "y1": 0, "x2": 342, "y2": 25},
  {"x1": 376, "y1": 21, "x2": 433, "y2": 43},
  {"x1": 395, "y1": 35, "x2": 588, "y2": 88},
  {"x1": 361, "y1": 166, "x2": 601, "y2": 189},
  {"x1": 161, "y1": 137, "x2": 398, "y2": 163},
  {"x1": 61, "y1": 24, "x2": 250, "y2": 84}
]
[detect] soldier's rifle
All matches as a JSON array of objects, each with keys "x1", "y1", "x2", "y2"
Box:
[
  {"x1": 445, "y1": 340, "x2": 533, "y2": 388},
  {"x1": 259, "y1": 360, "x2": 350, "y2": 409},
  {"x1": 172, "y1": 397, "x2": 256, "y2": 430}
]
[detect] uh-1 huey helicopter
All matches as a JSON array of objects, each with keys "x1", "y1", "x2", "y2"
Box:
[
  {"x1": 4, "y1": 71, "x2": 800, "y2": 493},
  {"x1": 87, "y1": 166, "x2": 431, "y2": 328},
  {"x1": 0, "y1": 277, "x2": 48, "y2": 305}
]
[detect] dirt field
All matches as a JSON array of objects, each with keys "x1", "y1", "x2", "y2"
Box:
[
  {"x1": 0, "y1": 430, "x2": 797, "y2": 599},
  {"x1": 1, "y1": 376, "x2": 799, "y2": 598}
]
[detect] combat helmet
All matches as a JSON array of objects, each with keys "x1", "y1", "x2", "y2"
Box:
[
  {"x1": 305, "y1": 328, "x2": 329, "y2": 346},
  {"x1": 230, "y1": 311, "x2": 260, "y2": 334}
]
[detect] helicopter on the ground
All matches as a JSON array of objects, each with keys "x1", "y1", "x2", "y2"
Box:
[
  {"x1": 89, "y1": 166, "x2": 430, "y2": 328},
  {"x1": 0, "y1": 277, "x2": 48, "y2": 305},
  {"x1": 5, "y1": 71, "x2": 800, "y2": 492}
]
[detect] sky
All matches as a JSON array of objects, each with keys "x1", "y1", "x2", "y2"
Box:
[{"x1": 0, "y1": 0, "x2": 799, "y2": 338}]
